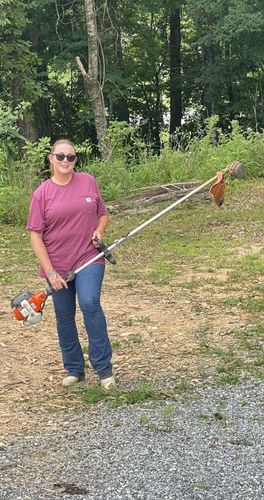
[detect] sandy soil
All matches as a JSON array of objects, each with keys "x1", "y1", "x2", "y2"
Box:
[{"x1": 1, "y1": 263, "x2": 253, "y2": 445}]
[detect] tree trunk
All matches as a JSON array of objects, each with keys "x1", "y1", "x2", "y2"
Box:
[
  {"x1": 201, "y1": 46, "x2": 215, "y2": 117},
  {"x1": 107, "y1": 0, "x2": 129, "y2": 122},
  {"x1": 76, "y1": 0, "x2": 110, "y2": 160},
  {"x1": 169, "y1": 3, "x2": 182, "y2": 145},
  {"x1": 13, "y1": 73, "x2": 39, "y2": 142},
  {"x1": 33, "y1": 97, "x2": 53, "y2": 139},
  {"x1": 153, "y1": 70, "x2": 162, "y2": 154}
]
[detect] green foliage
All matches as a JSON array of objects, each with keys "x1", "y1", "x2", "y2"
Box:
[
  {"x1": 86, "y1": 117, "x2": 264, "y2": 202},
  {"x1": 0, "y1": 100, "x2": 28, "y2": 142},
  {"x1": 0, "y1": 186, "x2": 29, "y2": 224},
  {"x1": 0, "y1": 115, "x2": 264, "y2": 226},
  {"x1": 22, "y1": 137, "x2": 51, "y2": 172},
  {"x1": 0, "y1": 0, "x2": 42, "y2": 103},
  {"x1": 72, "y1": 380, "x2": 161, "y2": 408}
]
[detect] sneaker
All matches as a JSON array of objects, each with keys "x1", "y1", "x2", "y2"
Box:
[
  {"x1": 100, "y1": 375, "x2": 117, "y2": 392},
  {"x1": 62, "y1": 375, "x2": 83, "y2": 387}
]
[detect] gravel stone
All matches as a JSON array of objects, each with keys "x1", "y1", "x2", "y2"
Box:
[{"x1": 0, "y1": 379, "x2": 263, "y2": 499}]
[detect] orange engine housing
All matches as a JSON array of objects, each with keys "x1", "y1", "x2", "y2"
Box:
[{"x1": 12, "y1": 290, "x2": 48, "y2": 321}]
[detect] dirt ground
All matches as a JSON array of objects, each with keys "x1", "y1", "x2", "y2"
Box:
[{"x1": 1, "y1": 261, "x2": 253, "y2": 445}]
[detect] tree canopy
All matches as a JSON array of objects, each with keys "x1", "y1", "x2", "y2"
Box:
[{"x1": 1, "y1": 0, "x2": 264, "y2": 151}]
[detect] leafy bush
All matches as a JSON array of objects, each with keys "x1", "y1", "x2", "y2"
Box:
[
  {"x1": 1, "y1": 115, "x2": 264, "y2": 213},
  {"x1": 0, "y1": 187, "x2": 29, "y2": 225}
]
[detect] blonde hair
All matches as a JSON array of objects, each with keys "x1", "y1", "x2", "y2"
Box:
[
  {"x1": 49, "y1": 139, "x2": 76, "y2": 174},
  {"x1": 50, "y1": 139, "x2": 76, "y2": 153}
]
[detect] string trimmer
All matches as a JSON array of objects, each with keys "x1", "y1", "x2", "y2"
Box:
[{"x1": 11, "y1": 162, "x2": 245, "y2": 326}]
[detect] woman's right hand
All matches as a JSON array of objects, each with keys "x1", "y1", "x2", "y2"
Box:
[{"x1": 47, "y1": 270, "x2": 68, "y2": 291}]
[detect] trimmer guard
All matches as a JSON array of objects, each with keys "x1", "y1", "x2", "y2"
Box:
[{"x1": 209, "y1": 171, "x2": 227, "y2": 207}]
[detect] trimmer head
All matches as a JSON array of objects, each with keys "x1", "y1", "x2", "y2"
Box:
[
  {"x1": 209, "y1": 162, "x2": 246, "y2": 207},
  {"x1": 228, "y1": 162, "x2": 246, "y2": 179}
]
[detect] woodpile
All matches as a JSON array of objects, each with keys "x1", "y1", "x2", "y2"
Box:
[{"x1": 112, "y1": 181, "x2": 210, "y2": 209}]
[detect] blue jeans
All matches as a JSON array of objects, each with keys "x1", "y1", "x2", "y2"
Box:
[{"x1": 51, "y1": 264, "x2": 112, "y2": 379}]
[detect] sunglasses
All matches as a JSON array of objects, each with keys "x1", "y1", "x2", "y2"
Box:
[{"x1": 51, "y1": 153, "x2": 76, "y2": 162}]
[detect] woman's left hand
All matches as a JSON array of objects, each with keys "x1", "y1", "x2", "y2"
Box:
[{"x1": 92, "y1": 230, "x2": 102, "y2": 248}]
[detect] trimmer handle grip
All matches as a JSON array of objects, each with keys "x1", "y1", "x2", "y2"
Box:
[
  {"x1": 94, "y1": 237, "x2": 116, "y2": 265},
  {"x1": 64, "y1": 271, "x2": 77, "y2": 282},
  {"x1": 64, "y1": 238, "x2": 116, "y2": 283}
]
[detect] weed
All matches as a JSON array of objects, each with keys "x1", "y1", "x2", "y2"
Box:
[
  {"x1": 195, "y1": 482, "x2": 209, "y2": 491},
  {"x1": 111, "y1": 335, "x2": 142, "y2": 351},
  {"x1": 111, "y1": 339, "x2": 121, "y2": 350},
  {"x1": 139, "y1": 415, "x2": 157, "y2": 431},
  {"x1": 239, "y1": 400, "x2": 248, "y2": 407},
  {"x1": 161, "y1": 403, "x2": 176, "y2": 430},
  {"x1": 174, "y1": 379, "x2": 189, "y2": 396},
  {"x1": 218, "y1": 372, "x2": 240, "y2": 386},
  {"x1": 229, "y1": 438, "x2": 254, "y2": 447},
  {"x1": 136, "y1": 315, "x2": 152, "y2": 324},
  {"x1": 73, "y1": 380, "x2": 166, "y2": 408},
  {"x1": 149, "y1": 262, "x2": 173, "y2": 284},
  {"x1": 191, "y1": 305, "x2": 206, "y2": 314},
  {"x1": 197, "y1": 412, "x2": 210, "y2": 422}
]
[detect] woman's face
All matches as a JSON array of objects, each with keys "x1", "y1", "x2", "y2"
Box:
[{"x1": 49, "y1": 143, "x2": 77, "y2": 177}]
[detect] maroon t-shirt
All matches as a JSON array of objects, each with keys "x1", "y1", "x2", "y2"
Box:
[{"x1": 26, "y1": 172, "x2": 108, "y2": 277}]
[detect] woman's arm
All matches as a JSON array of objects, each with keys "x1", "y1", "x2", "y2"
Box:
[
  {"x1": 92, "y1": 214, "x2": 109, "y2": 247},
  {"x1": 30, "y1": 231, "x2": 68, "y2": 290}
]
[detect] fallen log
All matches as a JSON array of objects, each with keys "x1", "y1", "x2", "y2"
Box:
[{"x1": 111, "y1": 181, "x2": 210, "y2": 210}]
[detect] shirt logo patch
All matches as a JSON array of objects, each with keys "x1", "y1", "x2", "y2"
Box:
[{"x1": 85, "y1": 197, "x2": 92, "y2": 203}]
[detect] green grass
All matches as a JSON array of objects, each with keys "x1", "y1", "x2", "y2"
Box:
[
  {"x1": 111, "y1": 334, "x2": 142, "y2": 351},
  {"x1": 71, "y1": 380, "x2": 168, "y2": 407},
  {"x1": 199, "y1": 321, "x2": 264, "y2": 386},
  {"x1": 0, "y1": 226, "x2": 38, "y2": 286},
  {"x1": 222, "y1": 296, "x2": 264, "y2": 312}
]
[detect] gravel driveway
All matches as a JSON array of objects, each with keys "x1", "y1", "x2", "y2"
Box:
[{"x1": 1, "y1": 379, "x2": 263, "y2": 499}]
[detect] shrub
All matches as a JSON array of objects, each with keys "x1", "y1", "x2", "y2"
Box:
[{"x1": 0, "y1": 187, "x2": 29, "y2": 225}]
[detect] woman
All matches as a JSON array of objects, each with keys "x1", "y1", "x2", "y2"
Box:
[{"x1": 26, "y1": 139, "x2": 116, "y2": 391}]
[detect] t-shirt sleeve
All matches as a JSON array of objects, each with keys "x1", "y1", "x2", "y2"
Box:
[
  {"x1": 95, "y1": 181, "x2": 108, "y2": 218},
  {"x1": 26, "y1": 193, "x2": 45, "y2": 232}
]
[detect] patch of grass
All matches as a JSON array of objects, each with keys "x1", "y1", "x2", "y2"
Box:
[
  {"x1": 177, "y1": 280, "x2": 201, "y2": 290},
  {"x1": 229, "y1": 438, "x2": 254, "y2": 447},
  {"x1": 72, "y1": 378, "x2": 188, "y2": 409},
  {"x1": 191, "y1": 304, "x2": 207, "y2": 314},
  {"x1": 199, "y1": 343, "x2": 232, "y2": 358},
  {"x1": 162, "y1": 233, "x2": 230, "y2": 261},
  {"x1": 249, "y1": 367, "x2": 264, "y2": 380},
  {"x1": 199, "y1": 323, "x2": 264, "y2": 384},
  {"x1": 82, "y1": 345, "x2": 88, "y2": 354},
  {"x1": 111, "y1": 339, "x2": 122, "y2": 349},
  {"x1": 174, "y1": 379, "x2": 189, "y2": 395},
  {"x1": 148, "y1": 262, "x2": 174, "y2": 284},
  {"x1": 139, "y1": 415, "x2": 157, "y2": 431},
  {"x1": 218, "y1": 372, "x2": 241, "y2": 386},
  {"x1": 197, "y1": 412, "x2": 210, "y2": 422},
  {"x1": 136, "y1": 315, "x2": 152, "y2": 324},
  {"x1": 251, "y1": 354, "x2": 264, "y2": 367},
  {"x1": 221, "y1": 296, "x2": 242, "y2": 308},
  {"x1": 234, "y1": 325, "x2": 264, "y2": 351},
  {"x1": 228, "y1": 255, "x2": 264, "y2": 284},
  {"x1": 139, "y1": 403, "x2": 177, "y2": 432},
  {"x1": 240, "y1": 324, "x2": 264, "y2": 337},
  {"x1": 240, "y1": 298, "x2": 264, "y2": 313},
  {"x1": 111, "y1": 335, "x2": 142, "y2": 351},
  {"x1": 195, "y1": 482, "x2": 209, "y2": 491},
  {"x1": 0, "y1": 226, "x2": 38, "y2": 285},
  {"x1": 223, "y1": 296, "x2": 264, "y2": 313},
  {"x1": 72, "y1": 380, "x2": 166, "y2": 408}
]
